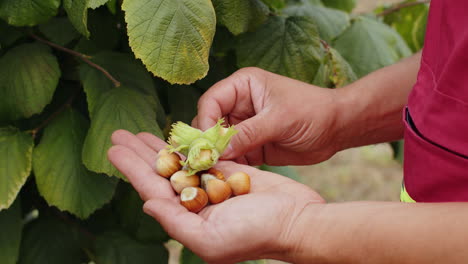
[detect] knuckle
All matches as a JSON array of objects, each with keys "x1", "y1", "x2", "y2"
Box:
[{"x1": 239, "y1": 125, "x2": 257, "y2": 146}]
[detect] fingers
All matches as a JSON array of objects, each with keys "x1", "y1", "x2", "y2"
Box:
[
  {"x1": 135, "y1": 132, "x2": 168, "y2": 152},
  {"x1": 222, "y1": 113, "x2": 276, "y2": 160},
  {"x1": 191, "y1": 115, "x2": 199, "y2": 128},
  {"x1": 111, "y1": 130, "x2": 158, "y2": 167},
  {"x1": 143, "y1": 198, "x2": 206, "y2": 248},
  {"x1": 197, "y1": 69, "x2": 259, "y2": 130},
  {"x1": 108, "y1": 145, "x2": 174, "y2": 201}
]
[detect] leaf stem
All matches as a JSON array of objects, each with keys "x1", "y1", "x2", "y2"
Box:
[
  {"x1": 31, "y1": 87, "x2": 79, "y2": 138},
  {"x1": 376, "y1": 0, "x2": 430, "y2": 17},
  {"x1": 29, "y1": 33, "x2": 121, "y2": 87}
]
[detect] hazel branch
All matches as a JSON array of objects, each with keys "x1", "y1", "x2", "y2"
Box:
[{"x1": 29, "y1": 33, "x2": 121, "y2": 87}]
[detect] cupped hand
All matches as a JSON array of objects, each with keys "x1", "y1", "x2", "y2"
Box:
[
  {"x1": 108, "y1": 130, "x2": 325, "y2": 264},
  {"x1": 193, "y1": 67, "x2": 341, "y2": 166}
]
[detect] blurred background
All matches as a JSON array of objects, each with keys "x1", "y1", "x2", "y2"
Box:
[{"x1": 298, "y1": 0, "x2": 404, "y2": 204}]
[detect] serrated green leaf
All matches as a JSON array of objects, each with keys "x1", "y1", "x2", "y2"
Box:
[
  {"x1": 33, "y1": 109, "x2": 117, "y2": 219},
  {"x1": 0, "y1": 43, "x2": 60, "y2": 121},
  {"x1": 0, "y1": 127, "x2": 33, "y2": 210},
  {"x1": 79, "y1": 51, "x2": 166, "y2": 128},
  {"x1": 313, "y1": 62, "x2": 333, "y2": 88},
  {"x1": 326, "y1": 47, "x2": 356, "y2": 87},
  {"x1": 82, "y1": 87, "x2": 163, "y2": 179},
  {"x1": 89, "y1": 0, "x2": 109, "y2": 9},
  {"x1": 322, "y1": 0, "x2": 356, "y2": 12},
  {"x1": 236, "y1": 16, "x2": 323, "y2": 83},
  {"x1": 114, "y1": 183, "x2": 169, "y2": 243},
  {"x1": 122, "y1": 0, "x2": 216, "y2": 84},
  {"x1": 213, "y1": 0, "x2": 269, "y2": 35},
  {"x1": 259, "y1": 164, "x2": 301, "y2": 182},
  {"x1": 383, "y1": 0, "x2": 428, "y2": 52},
  {"x1": 94, "y1": 231, "x2": 169, "y2": 264},
  {"x1": 79, "y1": 52, "x2": 159, "y2": 114},
  {"x1": 0, "y1": 199, "x2": 22, "y2": 264},
  {"x1": 0, "y1": 0, "x2": 60, "y2": 26},
  {"x1": 64, "y1": 0, "x2": 90, "y2": 37},
  {"x1": 284, "y1": 3, "x2": 350, "y2": 42},
  {"x1": 18, "y1": 217, "x2": 83, "y2": 264},
  {"x1": 315, "y1": 46, "x2": 356, "y2": 88},
  {"x1": 39, "y1": 17, "x2": 80, "y2": 46},
  {"x1": 168, "y1": 85, "x2": 201, "y2": 124},
  {"x1": 334, "y1": 16, "x2": 412, "y2": 78}
]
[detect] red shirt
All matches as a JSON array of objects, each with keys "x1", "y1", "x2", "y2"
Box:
[{"x1": 403, "y1": 0, "x2": 468, "y2": 202}]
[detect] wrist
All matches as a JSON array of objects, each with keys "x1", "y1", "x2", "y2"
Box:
[
  {"x1": 333, "y1": 82, "x2": 405, "y2": 150},
  {"x1": 266, "y1": 203, "x2": 329, "y2": 263}
]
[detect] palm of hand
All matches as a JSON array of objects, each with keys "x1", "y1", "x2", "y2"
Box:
[{"x1": 108, "y1": 130, "x2": 324, "y2": 263}]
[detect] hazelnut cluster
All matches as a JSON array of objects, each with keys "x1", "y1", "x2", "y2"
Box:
[{"x1": 155, "y1": 149, "x2": 251, "y2": 213}]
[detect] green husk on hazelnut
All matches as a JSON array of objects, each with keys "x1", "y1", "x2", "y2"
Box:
[{"x1": 167, "y1": 118, "x2": 237, "y2": 175}]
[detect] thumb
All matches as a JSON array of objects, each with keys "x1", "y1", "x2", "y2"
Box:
[{"x1": 223, "y1": 114, "x2": 277, "y2": 159}]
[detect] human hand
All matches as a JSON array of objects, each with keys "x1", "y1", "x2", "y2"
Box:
[
  {"x1": 194, "y1": 67, "x2": 342, "y2": 166},
  {"x1": 108, "y1": 130, "x2": 325, "y2": 263}
]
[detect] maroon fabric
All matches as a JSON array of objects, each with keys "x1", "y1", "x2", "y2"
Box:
[{"x1": 404, "y1": 0, "x2": 468, "y2": 202}]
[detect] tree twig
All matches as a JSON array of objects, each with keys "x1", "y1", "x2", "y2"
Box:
[
  {"x1": 30, "y1": 34, "x2": 121, "y2": 87},
  {"x1": 31, "y1": 87, "x2": 80, "y2": 137},
  {"x1": 377, "y1": 0, "x2": 430, "y2": 17}
]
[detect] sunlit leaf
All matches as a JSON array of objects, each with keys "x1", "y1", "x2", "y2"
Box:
[{"x1": 122, "y1": 0, "x2": 216, "y2": 84}]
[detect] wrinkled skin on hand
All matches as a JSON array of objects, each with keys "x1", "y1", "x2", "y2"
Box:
[
  {"x1": 193, "y1": 67, "x2": 341, "y2": 166},
  {"x1": 108, "y1": 130, "x2": 324, "y2": 263}
]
